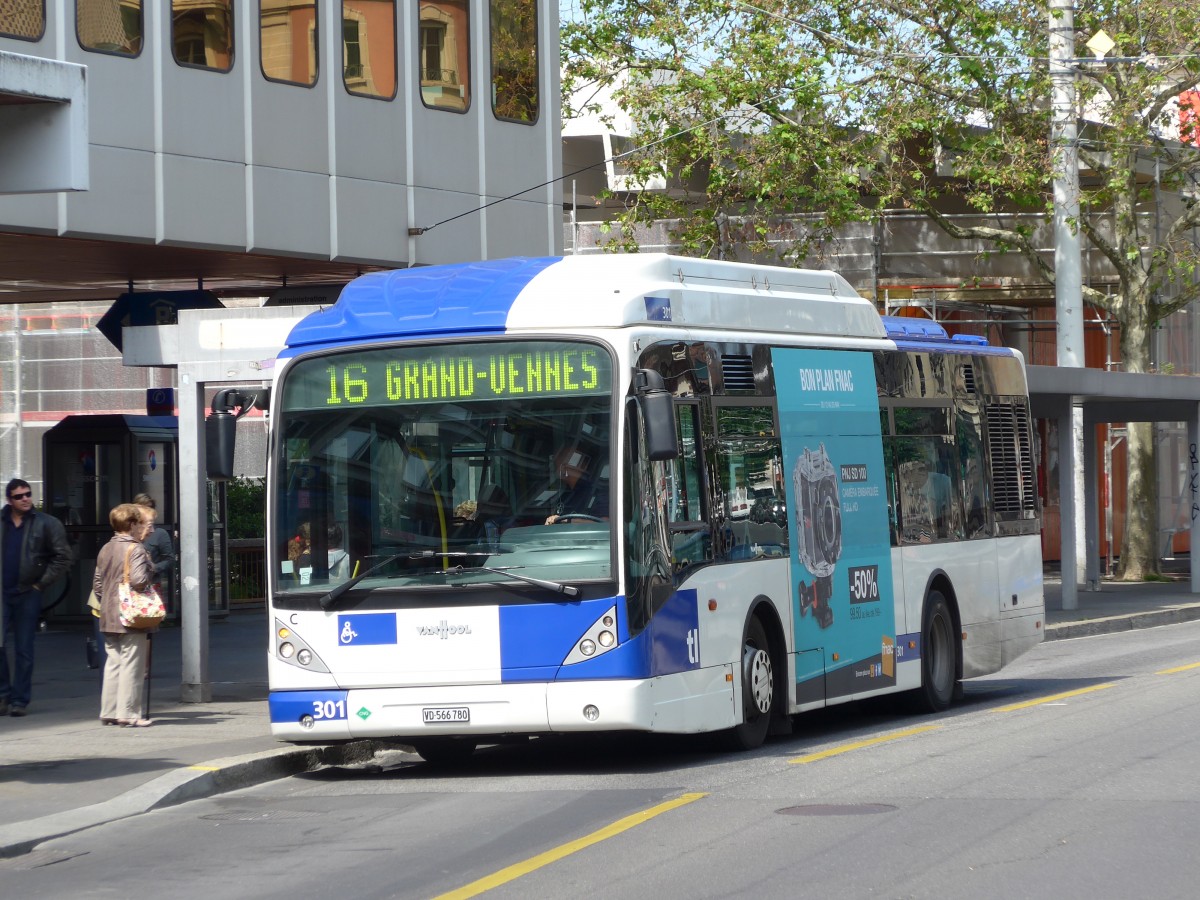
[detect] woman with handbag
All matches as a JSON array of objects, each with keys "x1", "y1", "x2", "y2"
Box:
[{"x1": 93, "y1": 503, "x2": 161, "y2": 727}]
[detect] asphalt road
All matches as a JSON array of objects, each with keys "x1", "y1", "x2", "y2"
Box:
[{"x1": 7, "y1": 620, "x2": 1200, "y2": 899}]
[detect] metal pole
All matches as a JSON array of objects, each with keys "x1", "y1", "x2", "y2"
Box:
[
  {"x1": 13, "y1": 323, "x2": 22, "y2": 478},
  {"x1": 1050, "y1": 0, "x2": 1085, "y2": 607},
  {"x1": 1051, "y1": 0, "x2": 1084, "y2": 367},
  {"x1": 179, "y1": 372, "x2": 211, "y2": 702},
  {"x1": 1190, "y1": 410, "x2": 1200, "y2": 593}
]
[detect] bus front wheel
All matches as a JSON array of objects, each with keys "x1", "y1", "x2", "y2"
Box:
[
  {"x1": 721, "y1": 616, "x2": 775, "y2": 751},
  {"x1": 911, "y1": 589, "x2": 958, "y2": 713}
]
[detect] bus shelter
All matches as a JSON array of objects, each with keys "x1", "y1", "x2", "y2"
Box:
[
  {"x1": 122, "y1": 306, "x2": 305, "y2": 701},
  {"x1": 1028, "y1": 364, "x2": 1200, "y2": 608}
]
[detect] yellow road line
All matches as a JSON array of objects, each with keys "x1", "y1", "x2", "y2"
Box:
[
  {"x1": 187, "y1": 765, "x2": 221, "y2": 771},
  {"x1": 432, "y1": 792, "x2": 707, "y2": 900},
  {"x1": 992, "y1": 682, "x2": 1115, "y2": 712},
  {"x1": 788, "y1": 725, "x2": 941, "y2": 765},
  {"x1": 1156, "y1": 661, "x2": 1200, "y2": 675}
]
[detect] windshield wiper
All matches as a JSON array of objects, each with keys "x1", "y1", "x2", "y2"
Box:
[
  {"x1": 412, "y1": 549, "x2": 580, "y2": 600},
  {"x1": 318, "y1": 549, "x2": 579, "y2": 609},
  {"x1": 319, "y1": 551, "x2": 411, "y2": 610},
  {"x1": 443, "y1": 562, "x2": 581, "y2": 598}
]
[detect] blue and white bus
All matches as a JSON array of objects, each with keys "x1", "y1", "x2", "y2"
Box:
[{"x1": 236, "y1": 254, "x2": 1043, "y2": 761}]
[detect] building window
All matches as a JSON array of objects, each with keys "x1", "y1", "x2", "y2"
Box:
[
  {"x1": 0, "y1": 0, "x2": 44, "y2": 40},
  {"x1": 342, "y1": 0, "x2": 395, "y2": 100},
  {"x1": 419, "y1": 0, "x2": 469, "y2": 112},
  {"x1": 172, "y1": 0, "x2": 235, "y2": 71},
  {"x1": 77, "y1": 0, "x2": 143, "y2": 56},
  {"x1": 489, "y1": 0, "x2": 537, "y2": 123},
  {"x1": 260, "y1": 0, "x2": 318, "y2": 86}
]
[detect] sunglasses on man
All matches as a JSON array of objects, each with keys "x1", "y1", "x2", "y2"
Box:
[{"x1": 9, "y1": 491, "x2": 32, "y2": 500}]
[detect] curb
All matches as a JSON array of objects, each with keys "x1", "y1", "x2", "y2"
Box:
[
  {"x1": 1044, "y1": 605, "x2": 1200, "y2": 641},
  {"x1": 0, "y1": 740, "x2": 384, "y2": 859}
]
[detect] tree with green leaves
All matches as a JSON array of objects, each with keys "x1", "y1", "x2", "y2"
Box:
[
  {"x1": 563, "y1": 0, "x2": 1200, "y2": 579},
  {"x1": 225, "y1": 476, "x2": 266, "y2": 540}
]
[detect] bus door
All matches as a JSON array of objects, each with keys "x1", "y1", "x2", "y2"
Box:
[{"x1": 774, "y1": 348, "x2": 895, "y2": 704}]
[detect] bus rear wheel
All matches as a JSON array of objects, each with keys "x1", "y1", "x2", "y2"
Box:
[
  {"x1": 721, "y1": 616, "x2": 775, "y2": 751},
  {"x1": 911, "y1": 589, "x2": 957, "y2": 713}
]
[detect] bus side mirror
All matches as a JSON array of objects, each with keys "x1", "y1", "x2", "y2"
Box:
[
  {"x1": 205, "y1": 388, "x2": 269, "y2": 481},
  {"x1": 634, "y1": 369, "x2": 679, "y2": 461},
  {"x1": 206, "y1": 409, "x2": 238, "y2": 481}
]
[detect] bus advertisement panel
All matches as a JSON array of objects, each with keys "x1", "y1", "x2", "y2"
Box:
[{"x1": 774, "y1": 347, "x2": 896, "y2": 700}]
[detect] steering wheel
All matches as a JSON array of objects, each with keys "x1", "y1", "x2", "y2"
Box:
[{"x1": 555, "y1": 513, "x2": 605, "y2": 523}]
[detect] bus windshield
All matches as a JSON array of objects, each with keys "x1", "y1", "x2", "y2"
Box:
[{"x1": 272, "y1": 339, "x2": 615, "y2": 597}]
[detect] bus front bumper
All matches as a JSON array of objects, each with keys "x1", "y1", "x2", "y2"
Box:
[{"x1": 269, "y1": 667, "x2": 736, "y2": 742}]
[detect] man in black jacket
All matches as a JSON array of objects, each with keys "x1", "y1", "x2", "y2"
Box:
[{"x1": 1, "y1": 478, "x2": 72, "y2": 717}]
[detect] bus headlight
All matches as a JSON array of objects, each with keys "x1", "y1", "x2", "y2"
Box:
[
  {"x1": 563, "y1": 606, "x2": 620, "y2": 665},
  {"x1": 273, "y1": 618, "x2": 331, "y2": 673}
]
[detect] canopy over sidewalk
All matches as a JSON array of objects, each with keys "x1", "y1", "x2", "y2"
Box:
[{"x1": 1027, "y1": 364, "x2": 1200, "y2": 605}]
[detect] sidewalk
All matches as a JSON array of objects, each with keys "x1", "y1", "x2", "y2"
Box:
[
  {"x1": 4, "y1": 578, "x2": 1200, "y2": 859},
  {"x1": 0, "y1": 610, "x2": 383, "y2": 859},
  {"x1": 1043, "y1": 571, "x2": 1200, "y2": 639}
]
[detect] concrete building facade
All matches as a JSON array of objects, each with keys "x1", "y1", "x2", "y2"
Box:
[
  {"x1": 0, "y1": 0, "x2": 562, "y2": 306},
  {"x1": 1, "y1": 0, "x2": 563, "y2": 491}
]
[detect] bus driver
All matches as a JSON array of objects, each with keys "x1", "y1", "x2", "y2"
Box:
[{"x1": 544, "y1": 448, "x2": 607, "y2": 524}]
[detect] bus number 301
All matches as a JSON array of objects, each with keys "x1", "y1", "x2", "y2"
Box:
[{"x1": 312, "y1": 699, "x2": 347, "y2": 720}]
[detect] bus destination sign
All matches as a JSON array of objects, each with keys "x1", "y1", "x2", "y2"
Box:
[{"x1": 283, "y1": 341, "x2": 612, "y2": 411}]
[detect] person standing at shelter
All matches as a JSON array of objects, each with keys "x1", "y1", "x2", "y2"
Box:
[
  {"x1": 0, "y1": 478, "x2": 72, "y2": 717},
  {"x1": 93, "y1": 503, "x2": 156, "y2": 727},
  {"x1": 133, "y1": 493, "x2": 176, "y2": 616}
]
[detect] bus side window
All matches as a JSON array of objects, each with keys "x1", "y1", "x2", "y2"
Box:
[
  {"x1": 713, "y1": 405, "x2": 787, "y2": 562},
  {"x1": 883, "y1": 440, "x2": 899, "y2": 546},
  {"x1": 666, "y1": 403, "x2": 710, "y2": 571},
  {"x1": 956, "y1": 410, "x2": 990, "y2": 538},
  {"x1": 625, "y1": 403, "x2": 673, "y2": 636},
  {"x1": 895, "y1": 436, "x2": 964, "y2": 544}
]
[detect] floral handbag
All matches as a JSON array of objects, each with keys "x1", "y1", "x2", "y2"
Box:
[{"x1": 118, "y1": 546, "x2": 166, "y2": 630}]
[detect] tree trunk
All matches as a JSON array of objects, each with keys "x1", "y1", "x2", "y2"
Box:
[
  {"x1": 1115, "y1": 293, "x2": 1161, "y2": 580},
  {"x1": 1118, "y1": 420, "x2": 1160, "y2": 580}
]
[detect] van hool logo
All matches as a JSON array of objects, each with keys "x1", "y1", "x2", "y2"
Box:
[{"x1": 417, "y1": 621, "x2": 472, "y2": 640}]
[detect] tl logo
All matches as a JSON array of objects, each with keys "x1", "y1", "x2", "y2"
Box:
[{"x1": 686, "y1": 627, "x2": 700, "y2": 665}]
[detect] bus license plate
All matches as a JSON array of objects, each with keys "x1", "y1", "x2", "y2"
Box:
[{"x1": 422, "y1": 706, "x2": 470, "y2": 724}]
